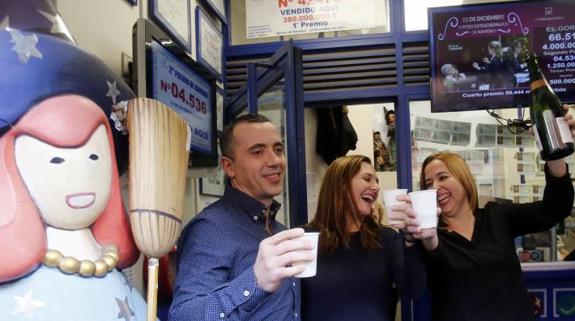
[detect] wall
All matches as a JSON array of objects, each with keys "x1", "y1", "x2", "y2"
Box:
[
  {"x1": 58, "y1": 0, "x2": 215, "y2": 76},
  {"x1": 58, "y1": 0, "x2": 141, "y2": 77}
]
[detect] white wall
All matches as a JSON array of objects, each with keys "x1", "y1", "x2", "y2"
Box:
[{"x1": 58, "y1": 0, "x2": 141, "y2": 77}]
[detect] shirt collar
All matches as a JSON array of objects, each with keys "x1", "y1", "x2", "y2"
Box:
[{"x1": 223, "y1": 185, "x2": 281, "y2": 223}]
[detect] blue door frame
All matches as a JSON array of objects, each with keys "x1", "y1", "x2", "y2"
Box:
[
  {"x1": 225, "y1": 0, "x2": 432, "y2": 195},
  {"x1": 224, "y1": 2, "x2": 431, "y2": 320},
  {"x1": 224, "y1": 1, "x2": 432, "y2": 320},
  {"x1": 226, "y1": 41, "x2": 308, "y2": 227},
  {"x1": 221, "y1": 1, "x2": 575, "y2": 321}
]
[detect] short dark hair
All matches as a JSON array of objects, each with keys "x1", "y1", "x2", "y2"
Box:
[{"x1": 220, "y1": 113, "x2": 272, "y2": 159}]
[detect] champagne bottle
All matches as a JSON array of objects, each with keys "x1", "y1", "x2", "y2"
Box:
[{"x1": 527, "y1": 54, "x2": 574, "y2": 161}]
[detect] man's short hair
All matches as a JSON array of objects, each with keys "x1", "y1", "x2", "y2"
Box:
[{"x1": 220, "y1": 113, "x2": 272, "y2": 159}]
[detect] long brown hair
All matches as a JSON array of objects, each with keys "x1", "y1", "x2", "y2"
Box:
[
  {"x1": 419, "y1": 152, "x2": 478, "y2": 212},
  {"x1": 308, "y1": 155, "x2": 381, "y2": 255}
]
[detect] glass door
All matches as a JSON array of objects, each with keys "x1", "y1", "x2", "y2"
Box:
[{"x1": 227, "y1": 41, "x2": 306, "y2": 227}]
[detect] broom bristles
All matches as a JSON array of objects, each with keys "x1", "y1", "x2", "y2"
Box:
[{"x1": 127, "y1": 98, "x2": 189, "y2": 258}]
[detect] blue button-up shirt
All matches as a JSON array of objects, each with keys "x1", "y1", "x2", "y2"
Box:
[{"x1": 168, "y1": 186, "x2": 300, "y2": 321}]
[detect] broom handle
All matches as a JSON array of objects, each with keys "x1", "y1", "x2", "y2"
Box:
[{"x1": 147, "y1": 258, "x2": 159, "y2": 321}]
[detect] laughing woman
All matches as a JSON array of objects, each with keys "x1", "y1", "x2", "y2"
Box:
[
  {"x1": 300, "y1": 155, "x2": 426, "y2": 321},
  {"x1": 393, "y1": 142, "x2": 574, "y2": 321}
]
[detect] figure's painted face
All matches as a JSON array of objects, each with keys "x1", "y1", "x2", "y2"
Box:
[{"x1": 15, "y1": 125, "x2": 112, "y2": 229}]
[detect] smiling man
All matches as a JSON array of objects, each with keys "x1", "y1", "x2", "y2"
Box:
[{"x1": 169, "y1": 114, "x2": 315, "y2": 321}]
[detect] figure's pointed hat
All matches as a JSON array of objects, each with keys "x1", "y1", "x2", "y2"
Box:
[{"x1": 0, "y1": 0, "x2": 134, "y2": 172}]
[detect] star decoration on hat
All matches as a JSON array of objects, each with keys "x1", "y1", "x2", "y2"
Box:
[
  {"x1": 115, "y1": 296, "x2": 135, "y2": 321},
  {"x1": 38, "y1": 10, "x2": 74, "y2": 41},
  {"x1": 106, "y1": 80, "x2": 121, "y2": 105},
  {"x1": 9, "y1": 29, "x2": 43, "y2": 63},
  {"x1": 12, "y1": 291, "x2": 46, "y2": 318},
  {"x1": 0, "y1": 16, "x2": 9, "y2": 30}
]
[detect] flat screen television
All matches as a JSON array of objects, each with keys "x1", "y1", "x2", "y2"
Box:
[
  {"x1": 429, "y1": 0, "x2": 575, "y2": 113},
  {"x1": 133, "y1": 18, "x2": 218, "y2": 167}
]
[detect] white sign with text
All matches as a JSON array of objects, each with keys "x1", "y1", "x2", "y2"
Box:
[{"x1": 246, "y1": 0, "x2": 380, "y2": 39}]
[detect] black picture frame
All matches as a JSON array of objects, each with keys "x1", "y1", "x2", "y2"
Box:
[{"x1": 200, "y1": 172, "x2": 226, "y2": 197}]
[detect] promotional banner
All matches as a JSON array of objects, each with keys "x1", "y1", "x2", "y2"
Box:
[
  {"x1": 246, "y1": 0, "x2": 379, "y2": 39},
  {"x1": 429, "y1": 0, "x2": 575, "y2": 112},
  {"x1": 151, "y1": 40, "x2": 213, "y2": 154}
]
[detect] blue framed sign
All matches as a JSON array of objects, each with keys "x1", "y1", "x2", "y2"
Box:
[
  {"x1": 196, "y1": 7, "x2": 224, "y2": 81},
  {"x1": 150, "y1": 0, "x2": 191, "y2": 52},
  {"x1": 150, "y1": 40, "x2": 214, "y2": 155},
  {"x1": 202, "y1": 0, "x2": 226, "y2": 24}
]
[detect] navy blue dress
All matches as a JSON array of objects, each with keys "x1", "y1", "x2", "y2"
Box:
[{"x1": 301, "y1": 227, "x2": 426, "y2": 321}]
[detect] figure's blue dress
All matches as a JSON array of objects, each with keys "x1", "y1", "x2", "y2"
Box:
[{"x1": 0, "y1": 265, "x2": 148, "y2": 321}]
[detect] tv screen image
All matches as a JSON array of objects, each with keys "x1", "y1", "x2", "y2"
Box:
[
  {"x1": 429, "y1": 0, "x2": 575, "y2": 112},
  {"x1": 133, "y1": 19, "x2": 218, "y2": 167}
]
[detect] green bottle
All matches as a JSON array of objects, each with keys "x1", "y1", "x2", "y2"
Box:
[{"x1": 527, "y1": 54, "x2": 573, "y2": 161}]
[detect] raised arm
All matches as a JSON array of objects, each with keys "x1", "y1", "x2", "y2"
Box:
[{"x1": 169, "y1": 221, "x2": 314, "y2": 321}]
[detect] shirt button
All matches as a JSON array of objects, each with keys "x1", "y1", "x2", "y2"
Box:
[
  {"x1": 243, "y1": 290, "x2": 250, "y2": 297},
  {"x1": 292, "y1": 282, "x2": 296, "y2": 287},
  {"x1": 294, "y1": 312, "x2": 298, "y2": 318},
  {"x1": 253, "y1": 216, "x2": 258, "y2": 221},
  {"x1": 220, "y1": 312, "x2": 225, "y2": 318}
]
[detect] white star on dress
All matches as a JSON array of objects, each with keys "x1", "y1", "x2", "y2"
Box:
[
  {"x1": 106, "y1": 80, "x2": 121, "y2": 105},
  {"x1": 37, "y1": 10, "x2": 75, "y2": 41},
  {"x1": 9, "y1": 29, "x2": 42, "y2": 64},
  {"x1": 1, "y1": 16, "x2": 9, "y2": 30},
  {"x1": 12, "y1": 291, "x2": 46, "y2": 318},
  {"x1": 534, "y1": 296, "x2": 542, "y2": 309},
  {"x1": 115, "y1": 296, "x2": 135, "y2": 321}
]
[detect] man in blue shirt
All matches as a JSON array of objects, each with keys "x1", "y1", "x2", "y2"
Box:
[{"x1": 169, "y1": 114, "x2": 315, "y2": 321}]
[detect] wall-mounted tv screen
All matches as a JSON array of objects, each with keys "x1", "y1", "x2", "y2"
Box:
[
  {"x1": 429, "y1": 0, "x2": 575, "y2": 113},
  {"x1": 133, "y1": 19, "x2": 218, "y2": 167}
]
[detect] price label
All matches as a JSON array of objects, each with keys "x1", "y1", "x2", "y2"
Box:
[
  {"x1": 533, "y1": 26, "x2": 575, "y2": 94},
  {"x1": 159, "y1": 80, "x2": 208, "y2": 114}
]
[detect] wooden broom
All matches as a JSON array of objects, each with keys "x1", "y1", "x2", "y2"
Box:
[{"x1": 127, "y1": 98, "x2": 189, "y2": 321}]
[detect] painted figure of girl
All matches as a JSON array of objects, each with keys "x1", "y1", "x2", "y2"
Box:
[
  {"x1": 0, "y1": 96, "x2": 148, "y2": 320},
  {"x1": 0, "y1": 3, "x2": 149, "y2": 318}
]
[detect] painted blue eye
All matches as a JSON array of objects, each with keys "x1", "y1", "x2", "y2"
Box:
[
  {"x1": 89, "y1": 154, "x2": 99, "y2": 161},
  {"x1": 50, "y1": 157, "x2": 65, "y2": 164}
]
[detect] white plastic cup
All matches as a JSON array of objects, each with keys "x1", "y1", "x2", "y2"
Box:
[
  {"x1": 381, "y1": 189, "x2": 408, "y2": 226},
  {"x1": 408, "y1": 189, "x2": 438, "y2": 229},
  {"x1": 294, "y1": 232, "x2": 319, "y2": 278}
]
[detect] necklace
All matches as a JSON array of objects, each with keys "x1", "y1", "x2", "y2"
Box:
[{"x1": 42, "y1": 244, "x2": 119, "y2": 277}]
